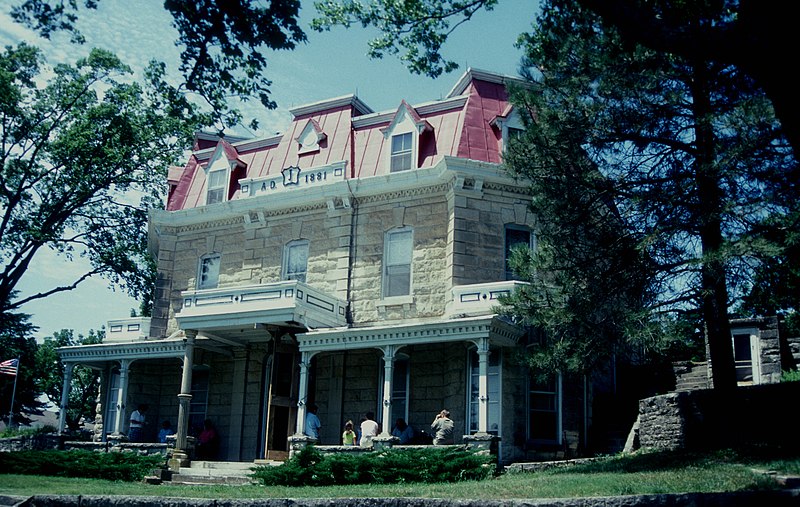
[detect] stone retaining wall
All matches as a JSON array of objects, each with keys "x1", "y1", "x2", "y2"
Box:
[
  {"x1": 4, "y1": 491, "x2": 799, "y2": 507},
  {"x1": 635, "y1": 382, "x2": 800, "y2": 452}
]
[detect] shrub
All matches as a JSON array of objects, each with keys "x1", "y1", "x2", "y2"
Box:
[
  {"x1": 0, "y1": 425, "x2": 57, "y2": 438},
  {"x1": 781, "y1": 369, "x2": 800, "y2": 382},
  {"x1": 252, "y1": 446, "x2": 496, "y2": 486},
  {"x1": 0, "y1": 449, "x2": 164, "y2": 481}
]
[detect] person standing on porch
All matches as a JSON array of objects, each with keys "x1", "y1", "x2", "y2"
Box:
[
  {"x1": 359, "y1": 411, "x2": 379, "y2": 447},
  {"x1": 431, "y1": 409, "x2": 454, "y2": 445},
  {"x1": 128, "y1": 403, "x2": 148, "y2": 442},
  {"x1": 305, "y1": 403, "x2": 321, "y2": 441}
]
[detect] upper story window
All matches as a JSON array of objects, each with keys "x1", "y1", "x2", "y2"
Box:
[
  {"x1": 383, "y1": 227, "x2": 413, "y2": 298},
  {"x1": 505, "y1": 225, "x2": 535, "y2": 280},
  {"x1": 198, "y1": 254, "x2": 221, "y2": 289},
  {"x1": 390, "y1": 132, "x2": 413, "y2": 172},
  {"x1": 283, "y1": 240, "x2": 309, "y2": 283},
  {"x1": 381, "y1": 101, "x2": 431, "y2": 174},
  {"x1": 202, "y1": 140, "x2": 245, "y2": 206},
  {"x1": 206, "y1": 168, "x2": 228, "y2": 205},
  {"x1": 492, "y1": 106, "x2": 525, "y2": 155}
]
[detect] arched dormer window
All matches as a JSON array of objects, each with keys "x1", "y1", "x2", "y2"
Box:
[{"x1": 381, "y1": 101, "x2": 432, "y2": 173}]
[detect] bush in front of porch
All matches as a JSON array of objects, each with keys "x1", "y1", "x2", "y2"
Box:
[
  {"x1": 0, "y1": 449, "x2": 165, "y2": 481},
  {"x1": 251, "y1": 446, "x2": 496, "y2": 486}
]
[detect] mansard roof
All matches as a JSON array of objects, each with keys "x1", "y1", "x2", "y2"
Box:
[{"x1": 166, "y1": 68, "x2": 525, "y2": 212}]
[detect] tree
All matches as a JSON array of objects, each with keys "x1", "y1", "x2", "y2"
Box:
[
  {"x1": 8, "y1": 0, "x2": 306, "y2": 129},
  {"x1": 37, "y1": 328, "x2": 103, "y2": 431},
  {"x1": 312, "y1": 0, "x2": 800, "y2": 160},
  {"x1": 0, "y1": 299, "x2": 45, "y2": 425},
  {"x1": 0, "y1": 44, "x2": 202, "y2": 317},
  {"x1": 501, "y1": 0, "x2": 796, "y2": 390}
]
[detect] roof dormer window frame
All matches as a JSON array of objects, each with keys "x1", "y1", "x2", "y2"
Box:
[
  {"x1": 203, "y1": 141, "x2": 245, "y2": 206},
  {"x1": 492, "y1": 106, "x2": 525, "y2": 154},
  {"x1": 381, "y1": 101, "x2": 431, "y2": 173},
  {"x1": 296, "y1": 118, "x2": 327, "y2": 155}
]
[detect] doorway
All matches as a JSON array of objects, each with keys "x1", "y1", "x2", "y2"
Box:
[{"x1": 260, "y1": 345, "x2": 299, "y2": 461}]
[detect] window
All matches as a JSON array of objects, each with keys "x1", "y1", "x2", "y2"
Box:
[
  {"x1": 505, "y1": 225, "x2": 534, "y2": 280},
  {"x1": 206, "y1": 168, "x2": 228, "y2": 204},
  {"x1": 390, "y1": 132, "x2": 413, "y2": 172},
  {"x1": 198, "y1": 254, "x2": 221, "y2": 289},
  {"x1": 103, "y1": 369, "x2": 121, "y2": 440},
  {"x1": 189, "y1": 367, "x2": 210, "y2": 437},
  {"x1": 383, "y1": 228, "x2": 413, "y2": 297},
  {"x1": 467, "y1": 348, "x2": 501, "y2": 435},
  {"x1": 283, "y1": 240, "x2": 309, "y2": 283},
  {"x1": 528, "y1": 374, "x2": 560, "y2": 442}
]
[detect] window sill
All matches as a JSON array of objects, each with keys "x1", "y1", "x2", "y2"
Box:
[{"x1": 376, "y1": 295, "x2": 414, "y2": 309}]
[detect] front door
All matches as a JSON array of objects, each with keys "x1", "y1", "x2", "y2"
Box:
[
  {"x1": 260, "y1": 345, "x2": 298, "y2": 461},
  {"x1": 732, "y1": 329, "x2": 760, "y2": 385}
]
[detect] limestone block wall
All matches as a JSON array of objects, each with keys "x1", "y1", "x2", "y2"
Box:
[
  {"x1": 637, "y1": 382, "x2": 800, "y2": 452},
  {"x1": 349, "y1": 191, "x2": 450, "y2": 324},
  {"x1": 448, "y1": 184, "x2": 536, "y2": 287}
]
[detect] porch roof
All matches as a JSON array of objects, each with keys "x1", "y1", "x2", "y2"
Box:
[
  {"x1": 57, "y1": 338, "x2": 187, "y2": 364},
  {"x1": 297, "y1": 314, "x2": 523, "y2": 354}
]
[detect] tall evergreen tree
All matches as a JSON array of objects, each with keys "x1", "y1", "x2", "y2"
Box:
[{"x1": 502, "y1": 0, "x2": 797, "y2": 389}]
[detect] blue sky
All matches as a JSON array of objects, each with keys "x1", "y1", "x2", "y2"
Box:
[{"x1": 0, "y1": 0, "x2": 540, "y2": 340}]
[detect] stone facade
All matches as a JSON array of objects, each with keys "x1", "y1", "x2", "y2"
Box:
[{"x1": 56, "y1": 69, "x2": 613, "y2": 466}]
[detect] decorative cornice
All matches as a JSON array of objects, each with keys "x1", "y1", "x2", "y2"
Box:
[
  {"x1": 297, "y1": 315, "x2": 523, "y2": 353},
  {"x1": 289, "y1": 94, "x2": 374, "y2": 118},
  {"x1": 353, "y1": 96, "x2": 468, "y2": 129},
  {"x1": 57, "y1": 339, "x2": 187, "y2": 363}
]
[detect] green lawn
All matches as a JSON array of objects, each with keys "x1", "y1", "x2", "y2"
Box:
[{"x1": 1, "y1": 450, "x2": 796, "y2": 500}]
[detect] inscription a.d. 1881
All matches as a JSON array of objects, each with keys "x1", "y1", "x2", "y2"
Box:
[{"x1": 238, "y1": 162, "x2": 346, "y2": 198}]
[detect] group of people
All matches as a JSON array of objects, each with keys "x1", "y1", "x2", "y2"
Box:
[
  {"x1": 305, "y1": 405, "x2": 455, "y2": 447},
  {"x1": 128, "y1": 403, "x2": 177, "y2": 444},
  {"x1": 127, "y1": 403, "x2": 220, "y2": 460}
]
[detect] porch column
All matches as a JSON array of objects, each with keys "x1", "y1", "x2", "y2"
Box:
[
  {"x1": 476, "y1": 338, "x2": 490, "y2": 434},
  {"x1": 294, "y1": 350, "x2": 312, "y2": 435},
  {"x1": 175, "y1": 329, "x2": 197, "y2": 454},
  {"x1": 57, "y1": 362, "x2": 75, "y2": 435},
  {"x1": 113, "y1": 359, "x2": 132, "y2": 435},
  {"x1": 380, "y1": 345, "x2": 396, "y2": 436}
]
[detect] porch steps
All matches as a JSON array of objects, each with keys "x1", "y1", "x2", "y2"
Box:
[{"x1": 168, "y1": 460, "x2": 276, "y2": 485}]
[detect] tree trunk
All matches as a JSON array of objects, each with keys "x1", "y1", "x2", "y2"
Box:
[{"x1": 691, "y1": 62, "x2": 737, "y2": 393}]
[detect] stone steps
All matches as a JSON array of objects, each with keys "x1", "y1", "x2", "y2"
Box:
[{"x1": 163, "y1": 460, "x2": 279, "y2": 485}]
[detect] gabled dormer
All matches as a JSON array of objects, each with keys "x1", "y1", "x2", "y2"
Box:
[
  {"x1": 381, "y1": 100, "x2": 432, "y2": 173},
  {"x1": 490, "y1": 104, "x2": 525, "y2": 154},
  {"x1": 204, "y1": 140, "x2": 247, "y2": 205},
  {"x1": 295, "y1": 118, "x2": 327, "y2": 155}
]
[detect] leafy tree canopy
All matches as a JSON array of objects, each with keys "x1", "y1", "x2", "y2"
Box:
[
  {"x1": 0, "y1": 43, "x2": 204, "y2": 317},
  {"x1": 37, "y1": 328, "x2": 103, "y2": 432},
  {"x1": 8, "y1": 0, "x2": 306, "y2": 129}
]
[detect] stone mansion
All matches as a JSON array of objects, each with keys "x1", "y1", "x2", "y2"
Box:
[{"x1": 55, "y1": 68, "x2": 620, "y2": 465}]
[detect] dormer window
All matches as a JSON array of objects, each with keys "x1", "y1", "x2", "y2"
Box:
[
  {"x1": 206, "y1": 168, "x2": 228, "y2": 205},
  {"x1": 296, "y1": 119, "x2": 326, "y2": 155},
  {"x1": 382, "y1": 100, "x2": 432, "y2": 173},
  {"x1": 390, "y1": 132, "x2": 413, "y2": 172},
  {"x1": 492, "y1": 105, "x2": 525, "y2": 155},
  {"x1": 203, "y1": 139, "x2": 246, "y2": 206}
]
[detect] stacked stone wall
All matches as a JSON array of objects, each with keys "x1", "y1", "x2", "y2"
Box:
[{"x1": 636, "y1": 382, "x2": 800, "y2": 452}]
